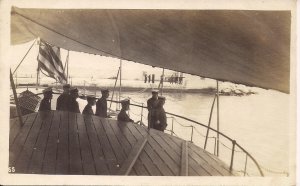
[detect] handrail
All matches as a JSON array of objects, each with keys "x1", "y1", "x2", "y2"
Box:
[{"x1": 13, "y1": 92, "x2": 264, "y2": 176}]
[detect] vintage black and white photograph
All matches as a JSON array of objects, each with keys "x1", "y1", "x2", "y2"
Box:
[{"x1": 1, "y1": 0, "x2": 297, "y2": 185}]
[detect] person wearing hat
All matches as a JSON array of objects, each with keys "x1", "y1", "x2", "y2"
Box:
[
  {"x1": 152, "y1": 96, "x2": 167, "y2": 132},
  {"x1": 96, "y1": 89, "x2": 109, "y2": 118},
  {"x1": 82, "y1": 95, "x2": 97, "y2": 115},
  {"x1": 39, "y1": 87, "x2": 53, "y2": 111},
  {"x1": 117, "y1": 99, "x2": 134, "y2": 122},
  {"x1": 56, "y1": 84, "x2": 70, "y2": 111},
  {"x1": 68, "y1": 87, "x2": 80, "y2": 113},
  {"x1": 147, "y1": 89, "x2": 159, "y2": 128}
]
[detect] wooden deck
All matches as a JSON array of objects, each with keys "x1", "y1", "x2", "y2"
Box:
[{"x1": 9, "y1": 111, "x2": 235, "y2": 176}]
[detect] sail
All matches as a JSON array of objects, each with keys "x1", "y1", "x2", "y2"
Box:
[
  {"x1": 37, "y1": 40, "x2": 67, "y2": 83},
  {"x1": 11, "y1": 7, "x2": 291, "y2": 93}
]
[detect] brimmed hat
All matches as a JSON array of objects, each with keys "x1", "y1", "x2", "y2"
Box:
[
  {"x1": 158, "y1": 96, "x2": 166, "y2": 100},
  {"x1": 43, "y1": 87, "x2": 53, "y2": 94},
  {"x1": 101, "y1": 89, "x2": 109, "y2": 93},
  {"x1": 63, "y1": 84, "x2": 70, "y2": 88},
  {"x1": 151, "y1": 89, "x2": 159, "y2": 93},
  {"x1": 87, "y1": 95, "x2": 97, "y2": 101},
  {"x1": 70, "y1": 87, "x2": 79, "y2": 94},
  {"x1": 120, "y1": 99, "x2": 130, "y2": 106}
]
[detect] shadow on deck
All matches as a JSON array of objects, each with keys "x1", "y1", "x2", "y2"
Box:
[{"x1": 9, "y1": 111, "x2": 235, "y2": 176}]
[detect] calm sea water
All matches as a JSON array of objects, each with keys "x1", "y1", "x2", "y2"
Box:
[{"x1": 12, "y1": 82, "x2": 290, "y2": 176}]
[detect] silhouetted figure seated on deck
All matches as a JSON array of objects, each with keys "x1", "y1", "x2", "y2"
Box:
[
  {"x1": 96, "y1": 89, "x2": 109, "y2": 118},
  {"x1": 152, "y1": 96, "x2": 167, "y2": 132},
  {"x1": 118, "y1": 99, "x2": 134, "y2": 122},
  {"x1": 68, "y1": 87, "x2": 80, "y2": 113},
  {"x1": 56, "y1": 84, "x2": 70, "y2": 111},
  {"x1": 82, "y1": 95, "x2": 97, "y2": 115},
  {"x1": 39, "y1": 87, "x2": 53, "y2": 111}
]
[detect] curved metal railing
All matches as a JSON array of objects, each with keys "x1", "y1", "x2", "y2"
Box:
[{"x1": 117, "y1": 100, "x2": 265, "y2": 176}]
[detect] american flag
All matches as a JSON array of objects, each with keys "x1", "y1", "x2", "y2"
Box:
[{"x1": 37, "y1": 40, "x2": 67, "y2": 83}]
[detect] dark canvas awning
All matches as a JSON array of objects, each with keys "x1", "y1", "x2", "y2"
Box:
[{"x1": 11, "y1": 7, "x2": 291, "y2": 93}]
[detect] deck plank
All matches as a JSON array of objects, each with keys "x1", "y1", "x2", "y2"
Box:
[
  {"x1": 108, "y1": 121, "x2": 132, "y2": 155},
  {"x1": 144, "y1": 143, "x2": 173, "y2": 176},
  {"x1": 9, "y1": 115, "x2": 29, "y2": 146},
  {"x1": 10, "y1": 114, "x2": 34, "y2": 146},
  {"x1": 134, "y1": 128, "x2": 179, "y2": 176},
  {"x1": 190, "y1": 144, "x2": 232, "y2": 176},
  {"x1": 68, "y1": 112, "x2": 83, "y2": 174},
  {"x1": 147, "y1": 132, "x2": 180, "y2": 176},
  {"x1": 92, "y1": 116, "x2": 118, "y2": 174},
  {"x1": 14, "y1": 112, "x2": 43, "y2": 173},
  {"x1": 151, "y1": 132, "x2": 182, "y2": 174},
  {"x1": 27, "y1": 111, "x2": 54, "y2": 173},
  {"x1": 181, "y1": 141, "x2": 188, "y2": 176},
  {"x1": 110, "y1": 121, "x2": 149, "y2": 176},
  {"x1": 84, "y1": 116, "x2": 110, "y2": 175},
  {"x1": 138, "y1": 151, "x2": 162, "y2": 176},
  {"x1": 129, "y1": 125, "x2": 174, "y2": 176},
  {"x1": 125, "y1": 123, "x2": 161, "y2": 176},
  {"x1": 151, "y1": 131, "x2": 200, "y2": 176},
  {"x1": 115, "y1": 121, "x2": 138, "y2": 145},
  {"x1": 9, "y1": 111, "x2": 235, "y2": 176},
  {"x1": 77, "y1": 114, "x2": 96, "y2": 175},
  {"x1": 191, "y1": 144, "x2": 233, "y2": 174},
  {"x1": 188, "y1": 166, "x2": 198, "y2": 176},
  {"x1": 9, "y1": 113, "x2": 38, "y2": 169},
  {"x1": 100, "y1": 118, "x2": 127, "y2": 169},
  {"x1": 56, "y1": 111, "x2": 69, "y2": 174},
  {"x1": 163, "y1": 134, "x2": 210, "y2": 176},
  {"x1": 188, "y1": 144, "x2": 222, "y2": 176},
  {"x1": 42, "y1": 111, "x2": 61, "y2": 174},
  {"x1": 118, "y1": 137, "x2": 147, "y2": 175},
  {"x1": 129, "y1": 169, "x2": 137, "y2": 175}
]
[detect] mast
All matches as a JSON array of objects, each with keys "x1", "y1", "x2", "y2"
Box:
[
  {"x1": 83, "y1": 80, "x2": 86, "y2": 95},
  {"x1": 36, "y1": 64, "x2": 40, "y2": 90},
  {"x1": 66, "y1": 50, "x2": 69, "y2": 83},
  {"x1": 119, "y1": 59, "x2": 122, "y2": 110},
  {"x1": 161, "y1": 68, "x2": 165, "y2": 96},
  {"x1": 15, "y1": 72, "x2": 18, "y2": 88},
  {"x1": 216, "y1": 80, "x2": 220, "y2": 156}
]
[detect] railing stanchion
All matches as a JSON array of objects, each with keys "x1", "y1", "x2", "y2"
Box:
[
  {"x1": 217, "y1": 80, "x2": 220, "y2": 157},
  {"x1": 190, "y1": 126, "x2": 194, "y2": 143},
  {"x1": 140, "y1": 103, "x2": 144, "y2": 124},
  {"x1": 229, "y1": 140, "x2": 236, "y2": 173},
  {"x1": 214, "y1": 137, "x2": 217, "y2": 155},
  {"x1": 244, "y1": 154, "x2": 248, "y2": 176},
  {"x1": 171, "y1": 117, "x2": 174, "y2": 136}
]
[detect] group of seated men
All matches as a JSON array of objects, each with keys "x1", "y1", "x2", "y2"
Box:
[{"x1": 39, "y1": 84, "x2": 167, "y2": 132}]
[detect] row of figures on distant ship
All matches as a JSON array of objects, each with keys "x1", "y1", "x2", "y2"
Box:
[
  {"x1": 39, "y1": 85, "x2": 167, "y2": 132},
  {"x1": 144, "y1": 74, "x2": 156, "y2": 83},
  {"x1": 144, "y1": 72, "x2": 184, "y2": 85}
]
